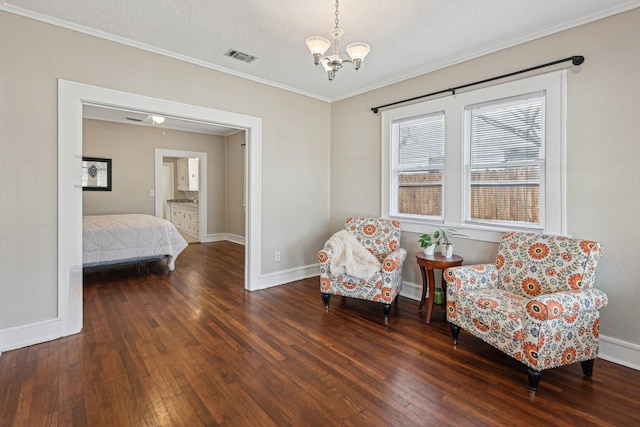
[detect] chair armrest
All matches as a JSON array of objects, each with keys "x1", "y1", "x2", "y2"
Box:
[
  {"x1": 443, "y1": 264, "x2": 499, "y2": 291},
  {"x1": 382, "y1": 248, "x2": 407, "y2": 274},
  {"x1": 317, "y1": 247, "x2": 333, "y2": 265},
  {"x1": 525, "y1": 288, "x2": 608, "y2": 321}
]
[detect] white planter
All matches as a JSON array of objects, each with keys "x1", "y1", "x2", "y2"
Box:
[
  {"x1": 441, "y1": 243, "x2": 453, "y2": 258},
  {"x1": 423, "y1": 244, "x2": 437, "y2": 255}
]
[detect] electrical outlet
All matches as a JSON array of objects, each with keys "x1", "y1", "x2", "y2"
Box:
[{"x1": 274, "y1": 251, "x2": 280, "y2": 262}]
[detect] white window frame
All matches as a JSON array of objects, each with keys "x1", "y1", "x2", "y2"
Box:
[
  {"x1": 390, "y1": 112, "x2": 445, "y2": 222},
  {"x1": 464, "y1": 92, "x2": 547, "y2": 231},
  {"x1": 382, "y1": 70, "x2": 567, "y2": 242}
]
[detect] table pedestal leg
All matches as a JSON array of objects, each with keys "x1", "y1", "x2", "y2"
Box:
[
  {"x1": 425, "y1": 266, "x2": 436, "y2": 323},
  {"x1": 418, "y1": 266, "x2": 428, "y2": 312}
]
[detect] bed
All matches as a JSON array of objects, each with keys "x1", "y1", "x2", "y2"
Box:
[{"x1": 83, "y1": 214, "x2": 188, "y2": 271}]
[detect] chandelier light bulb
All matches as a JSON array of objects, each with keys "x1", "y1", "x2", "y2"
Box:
[
  {"x1": 346, "y1": 42, "x2": 370, "y2": 70},
  {"x1": 306, "y1": 36, "x2": 330, "y2": 66},
  {"x1": 346, "y1": 42, "x2": 370, "y2": 61}
]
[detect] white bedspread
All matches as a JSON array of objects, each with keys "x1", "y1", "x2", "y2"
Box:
[{"x1": 83, "y1": 214, "x2": 188, "y2": 271}]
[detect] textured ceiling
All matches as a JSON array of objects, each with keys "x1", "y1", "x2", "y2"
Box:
[{"x1": 2, "y1": 0, "x2": 639, "y2": 101}]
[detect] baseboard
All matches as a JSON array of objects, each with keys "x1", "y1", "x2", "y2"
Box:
[
  {"x1": 201, "y1": 233, "x2": 226, "y2": 243},
  {"x1": 225, "y1": 233, "x2": 245, "y2": 245},
  {"x1": 253, "y1": 264, "x2": 320, "y2": 291},
  {"x1": 201, "y1": 233, "x2": 245, "y2": 245},
  {"x1": 0, "y1": 318, "x2": 65, "y2": 354},
  {"x1": 599, "y1": 335, "x2": 640, "y2": 371},
  {"x1": 400, "y1": 280, "x2": 422, "y2": 302}
]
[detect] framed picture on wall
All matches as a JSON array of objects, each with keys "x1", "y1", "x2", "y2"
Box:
[{"x1": 82, "y1": 157, "x2": 112, "y2": 191}]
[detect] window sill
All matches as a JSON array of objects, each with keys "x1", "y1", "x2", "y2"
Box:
[{"x1": 395, "y1": 216, "x2": 542, "y2": 244}]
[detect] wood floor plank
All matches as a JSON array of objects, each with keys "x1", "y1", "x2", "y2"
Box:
[{"x1": 1, "y1": 240, "x2": 640, "y2": 426}]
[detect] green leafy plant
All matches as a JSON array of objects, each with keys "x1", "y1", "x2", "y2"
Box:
[{"x1": 418, "y1": 230, "x2": 441, "y2": 248}]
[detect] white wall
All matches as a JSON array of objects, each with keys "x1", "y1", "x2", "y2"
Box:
[{"x1": 330, "y1": 8, "x2": 640, "y2": 351}]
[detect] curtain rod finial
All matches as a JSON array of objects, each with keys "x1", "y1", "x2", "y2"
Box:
[{"x1": 571, "y1": 55, "x2": 585, "y2": 74}]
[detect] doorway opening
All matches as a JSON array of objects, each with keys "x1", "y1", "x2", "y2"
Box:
[
  {"x1": 155, "y1": 149, "x2": 208, "y2": 244},
  {"x1": 58, "y1": 80, "x2": 262, "y2": 337}
]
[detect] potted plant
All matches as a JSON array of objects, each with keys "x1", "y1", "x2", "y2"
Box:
[
  {"x1": 438, "y1": 226, "x2": 467, "y2": 258},
  {"x1": 418, "y1": 230, "x2": 441, "y2": 255}
]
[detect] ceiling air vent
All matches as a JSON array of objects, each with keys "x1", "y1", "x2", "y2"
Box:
[{"x1": 224, "y1": 49, "x2": 257, "y2": 63}]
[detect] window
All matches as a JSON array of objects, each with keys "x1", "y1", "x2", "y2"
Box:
[
  {"x1": 466, "y1": 93, "x2": 545, "y2": 229},
  {"x1": 391, "y1": 113, "x2": 444, "y2": 220},
  {"x1": 382, "y1": 71, "x2": 566, "y2": 239}
]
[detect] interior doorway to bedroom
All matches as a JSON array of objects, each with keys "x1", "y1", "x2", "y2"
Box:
[
  {"x1": 59, "y1": 80, "x2": 263, "y2": 338},
  {"x1": 81, "y1": 107, "x2": 248, "y2": 248}
]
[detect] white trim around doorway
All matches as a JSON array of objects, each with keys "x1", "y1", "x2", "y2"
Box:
[{"x1": 57, "y1": 79, "x2": 262, "y2": 337}]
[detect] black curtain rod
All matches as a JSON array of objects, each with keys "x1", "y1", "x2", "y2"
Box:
[{"x1": 370, "y1": 55, "x2": 584, "y2": 114}]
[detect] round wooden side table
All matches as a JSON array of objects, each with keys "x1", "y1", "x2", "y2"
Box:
[{"x1": 415, "y1": 252, "x2": 463, "y2": 323}]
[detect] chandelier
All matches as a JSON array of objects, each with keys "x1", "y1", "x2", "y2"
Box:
[{"x1": 305, "y1": 0, "x2": 371, "y2": 81}]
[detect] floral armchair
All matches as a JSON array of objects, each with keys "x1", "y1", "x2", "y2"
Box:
[
  {"x1": 317, "y1": 217, "x2": 406, "y2": 324},
  {"x1": 444, "y1": 231, "x2": 607, "y2": 391}
]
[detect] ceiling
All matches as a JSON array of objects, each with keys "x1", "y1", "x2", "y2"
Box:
[
  {"x1": 3, "y1": 0, "x2": 639, "y2": 103},
  {"x1": 83, "y1": 105, "x2": 239, "y2": 136}
]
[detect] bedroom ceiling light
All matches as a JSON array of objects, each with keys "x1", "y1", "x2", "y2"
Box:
[
  {"x1": 305, "y1": 0, "x2": 370, "y2": 81},
  {"x1": 151, "y1": 115, "x2": 165, "y2": 124}
]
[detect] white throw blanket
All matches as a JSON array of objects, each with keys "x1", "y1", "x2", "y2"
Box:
[{"x1": 324, "y1": 230, "x2": 381, "y2": 280}]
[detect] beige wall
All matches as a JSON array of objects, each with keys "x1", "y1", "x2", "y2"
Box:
[
  {"x1": 225, "y1": 132, "x2": 246, "y2": 238},
  {"x1": 331, "y1": 8, "x2": 640, "y2": 345},
  {"x1": 0, "y1": 11, "x2": 330, "y2": 329},
  {"x1": 83, "y1": 119, "x2": 227, "y2": 236}
]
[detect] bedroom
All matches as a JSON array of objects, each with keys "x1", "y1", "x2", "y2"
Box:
[
  {"x1": 80, "y1": 107, "x2": 246, "y2": 272},
  {"x1": 1, "y1": 1, "x2": 640, "y2": 424},
  {"x1": 83, "y1": 108, "x2": 245, "y2": 234}
]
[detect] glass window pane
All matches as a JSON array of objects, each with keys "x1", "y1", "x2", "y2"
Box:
[
  {"x1": 397, "y1": 113, "x2": 444, "y2": 167},
  {"x1": 469, "y1": 166, "x2": 540, "y2": 224},
  {"x1": 398, "y1": 171, "x2": 442, "y2": 216},
  {"x1": 470, "y1": 95, "x2": 544, "y2": 164}
]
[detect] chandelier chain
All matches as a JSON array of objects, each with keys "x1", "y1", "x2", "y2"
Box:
[{"x1": 334, "y1": 0, "x2": 339, "y2": 28}]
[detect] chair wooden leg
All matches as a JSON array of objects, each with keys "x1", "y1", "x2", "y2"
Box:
[
  {"x1": 581, "y1": 359, "x2": 594, "y2": 377},
  {"x1": 450, "y1": 323, "x2": 460, "y2": 345},
  {"x1": 321, "y1": 293, "x2": 330, "y2": 311},
  {"x1": 527, "y1": 369, "x2": 543, "y2": 391},
  {"x1": 382, "y1": 304, "x2": 391, "y2": 324}
]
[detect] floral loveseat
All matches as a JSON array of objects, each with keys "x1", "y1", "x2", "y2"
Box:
[
  {"x1": 444, "y1": 231, "x2": 607, "y2": 391},
  {"x1": 317, "y1": 217, "x2": 406, "y2": 324}
]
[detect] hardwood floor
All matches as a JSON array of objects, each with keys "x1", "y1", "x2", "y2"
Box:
[{"x1": 1, "y1": 241, "x2": 639, "y2": 426}]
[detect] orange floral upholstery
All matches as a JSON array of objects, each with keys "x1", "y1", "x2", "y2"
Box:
[
  {"x1": 444, "y1": 231, "x2": 607, "y2": 391},
  {"x1": 318, "y1": 217, "x2": 406, "y2": 323}
]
